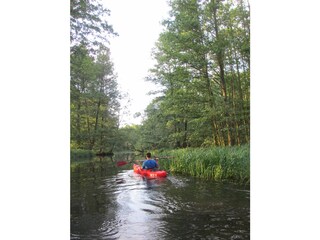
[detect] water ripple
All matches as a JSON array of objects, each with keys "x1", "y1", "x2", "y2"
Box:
[{"x1": 71, "y1": 168, "x2": 250, "y2": 240}]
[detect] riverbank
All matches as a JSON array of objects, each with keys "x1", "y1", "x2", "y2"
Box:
[
  {"x1": 70, "y1": 146, "x2": 250, "y2": 184},
  {"x1": 71, "y1": 149, "x2": 95, "y2": 161},
  {"x1": 157, "y1": 145, "x2": 250, "y2": 184}
]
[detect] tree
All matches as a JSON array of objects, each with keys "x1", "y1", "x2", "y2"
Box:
[
  {"x1": 70, "y1": 0, "x2": 122, "y2": 152},
  {"x1": 70, "y1": 0, "x2": 117, "y2": 50},
  {"x1": 70, "y1": 44, "x2": 120, "y2": 151},
  {"x1": 145, "y1": 0, "x2": 250, "y2": 147}
]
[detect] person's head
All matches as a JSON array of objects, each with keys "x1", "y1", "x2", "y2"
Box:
[{"x1": 146, "y1": 152, "x2": 151, "y2": 159}]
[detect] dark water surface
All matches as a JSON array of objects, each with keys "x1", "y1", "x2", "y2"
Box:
[{"x1": 71, "y1": 158, "x2": 250, "y2": 240}]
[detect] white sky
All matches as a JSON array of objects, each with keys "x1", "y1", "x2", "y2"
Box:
[{"x1": 103, "y1": 0, "x2": 170, "y2": 126}]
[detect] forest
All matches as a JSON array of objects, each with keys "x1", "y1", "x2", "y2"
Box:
[{"x1": 70, "y1": 0, "x2": 250, "y2": 156}]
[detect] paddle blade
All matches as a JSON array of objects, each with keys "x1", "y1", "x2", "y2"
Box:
[{"x1": 116, "y1": 161, "x2": 128, "y2": 166}]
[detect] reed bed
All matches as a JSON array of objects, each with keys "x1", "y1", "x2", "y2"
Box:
[{"x1": 158, "y1": 145, "x2": 250, "y2": 184}]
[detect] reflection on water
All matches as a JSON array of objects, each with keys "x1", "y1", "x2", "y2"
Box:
[{"x1": 71, "y1": 157, "x2": 250, "y2": 239}]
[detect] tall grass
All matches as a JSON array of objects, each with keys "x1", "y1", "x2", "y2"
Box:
[{"x1": 158, "y1": 145, "x2": 250, "y2": 184}]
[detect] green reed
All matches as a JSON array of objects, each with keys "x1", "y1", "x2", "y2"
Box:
[{"x1": 158, "y1": 145, "x2": 250, "y2": 184}]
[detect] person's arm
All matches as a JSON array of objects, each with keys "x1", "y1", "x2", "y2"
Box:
[
  {"x1": 154, "y1": 159, "x2": 159, "y2": 169},
  {"x1": 135, "y1": 159, "x2": 144, "y2": 164}
]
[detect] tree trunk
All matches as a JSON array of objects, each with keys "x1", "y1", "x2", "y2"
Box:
[{"x1": 76, "y1": 100, "x2": 81, "y2": 147}]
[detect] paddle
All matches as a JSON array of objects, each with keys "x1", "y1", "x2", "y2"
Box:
[
  {"x1": 116, "y1": 161, "x2": 128, "y2": 166},
  {"x1": 115, "y1": 159, "x2": 142, "y2": 167},
  {"x1": 116, "y1": 159, "x2": 145, "y2": 167}
]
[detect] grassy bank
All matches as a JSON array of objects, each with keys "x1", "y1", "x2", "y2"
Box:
[{"x1": 158, "y1": 145, "x2": 250, "y2": 184}]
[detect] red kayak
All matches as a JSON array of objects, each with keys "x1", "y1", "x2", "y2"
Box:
[{"x1": 133, "y1": 164, "x2": 167, "y2": 178}]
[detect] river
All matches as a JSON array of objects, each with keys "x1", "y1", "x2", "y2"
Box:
[{"x1": 71, "y1": 157, "x2": 250, "y2": 239}]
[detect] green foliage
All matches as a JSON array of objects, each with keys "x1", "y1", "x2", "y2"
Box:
[
  {"x1": 159, "y1": 145, "x2": 250, "y2": 184},
  {"x1": 70, "y1": 0, "x2": 121, "y2": 153},
  {"x1": 69, "y1": 0, "x2": 251, "y2": 163},
  {"x1": 70, "y1": 44, "x2": 120, "y2": 151},
  {"x1": 115, "y1": 125, "x2": 144, "y2": 152},
  {"x1": 70, "y1": 0, "x2": 117, "y2": 51},
  {"x1": 143, "y1": 0, "x2": 250, "y2": 148}
]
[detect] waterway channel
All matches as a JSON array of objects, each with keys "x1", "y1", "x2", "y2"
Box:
[{"x1": 71, "y1": 157, "x2": 250, "y2": 239}]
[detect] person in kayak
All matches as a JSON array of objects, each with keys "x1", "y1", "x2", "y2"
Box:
[{"x1": 142, "y1": 152, "x2": 159, "y2": 170}]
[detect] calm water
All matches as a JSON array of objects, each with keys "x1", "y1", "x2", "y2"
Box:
[{"x1": 71, "y1": 158, "x2": 250, "y2": 240}]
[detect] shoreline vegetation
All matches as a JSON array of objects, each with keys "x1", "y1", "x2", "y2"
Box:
[
  {"x1": 157, "y1": 145, "x2": 249, "y2": 184},
  {"x1": 71, "y1": 145, "x2": 249, "y2": 184},
  {"x1": 71, "y1": 149, "x2": 95, "y2": 160}
]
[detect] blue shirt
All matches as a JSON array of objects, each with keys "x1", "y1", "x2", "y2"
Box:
[{"x1": 142, "y1": 159, "x2": 158, "y2": 169}]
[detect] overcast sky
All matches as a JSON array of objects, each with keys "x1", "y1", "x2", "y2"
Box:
[{"x1": 103, "y1": 0, "x2": 170, "y2": 126}]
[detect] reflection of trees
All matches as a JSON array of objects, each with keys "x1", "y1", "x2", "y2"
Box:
[
  {"x1": 71, "y1": 160, "x2": 119, "y2": 236},
  {"x1": 158, "y1": 179, "x2": 250, "y2": 239}
]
